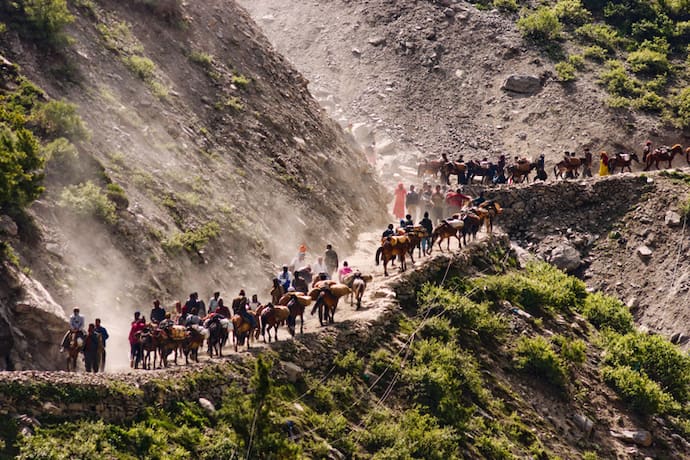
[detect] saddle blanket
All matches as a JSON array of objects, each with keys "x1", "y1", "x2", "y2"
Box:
[
  {"x1": 445, "y1": 219, "x2": 464, "y2": 229},
  {"x1": 171, "y1": 325, "x2": 187, "y2": 340}
]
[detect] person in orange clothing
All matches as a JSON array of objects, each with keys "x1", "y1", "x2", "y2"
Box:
[{"x1": 393, "y1": 183, "x2": 406, "y2": 219}]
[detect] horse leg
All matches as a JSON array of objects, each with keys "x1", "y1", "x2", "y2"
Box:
[
  {"x1": 300, "y1": 314, "x2": 304, "y2": 334},
  {"x1": 383, "y1": 257, "x2": 389, "y2": 277}
]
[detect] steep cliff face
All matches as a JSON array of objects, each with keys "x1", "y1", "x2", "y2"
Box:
[{"x1": 0, "y1": 0, "x2": 386, "y2": 370}]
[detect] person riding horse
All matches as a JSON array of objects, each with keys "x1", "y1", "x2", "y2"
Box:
[
  {"x1": 61, "y1": 307, "x2": 85, "y2": 352},
  {"x1": 232, "y1": 290, "x2": 256, "y2": 329}
]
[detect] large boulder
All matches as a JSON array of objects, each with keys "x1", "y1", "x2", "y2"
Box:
[
  {"x1": 665, "y1": 210, "x2": 682, "y2": 227},
  {"x1": 502, "y1": 74, "x2": 542, "y2": 95},
  {"x1": 549, "y1": 244, "x2": 581, "y2": 273}
]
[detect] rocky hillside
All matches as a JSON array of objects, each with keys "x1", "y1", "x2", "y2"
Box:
[
  {"x1": 0, "y1": 0, "x2": 385, "y2": 370},
  {"x1": 240, "y1": 0, "x2": 689, "y2": 171}
]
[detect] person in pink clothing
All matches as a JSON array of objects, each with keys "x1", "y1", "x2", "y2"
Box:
[
  {"x1": 393, "y1": 183, "x2": 406, "y2": 219},
  {"x1": 338, "y1": 261, "x2": 353, "y2": 283}
]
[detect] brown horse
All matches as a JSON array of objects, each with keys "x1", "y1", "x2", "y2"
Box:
[
  {"x1": 182, "y1": 326, "x2": 205, "y2": 363},
  {"x1": 475, "y1": 201, "x2": 502, "y2": 234},
  {"x1": 441, "y1": 161, "x2": 467, "y2": 185},
  {"x1": 157, "y1": 327, "x2": 185, "y2": 368},
  {"x1": 466, "y1": 160, "x2": 497, "y2": 185},
  {"x1": 375, "y1": 235, "x2": 411, "y2": 276},
  {"x1": 64, "y1": 331, "x2": 82, "y2": 372},
  {"x1": 309, "y1": 284, "x2": 350, "y2": 326},
  {"x1": 417, "y1": 159, "x2": 444, "y2": 178},
  {"x1": 259, "y1": 305, "x2": 290, "y2": 343},
  {"x1": 278, "y1": 292, "x2": 310, "y2": 336},
  {"x1": 342, "y1": 272, "x2": 372, "y2": 308},
  {"x1": 137, "y1": 328, "x2": 160, "y2": 369},
  {"x1": 461, "y1": 212, "x2": 482, "y2": 245},
  {"x1": 231, "y1": 312, "x2": 259, "y2": 352},
  {"x1": 507, "y1": 161, "x2": 536, "y2": 183},
  {"x1": 608, "y1": 152, "x2": 640, "y2": 173},
  {"x1": 405, "y1": 226, "x2": 427, "y2": 260},
  {"x1": 431, "y1": 221, "x2": 462, "y2": 252},
  {"x1": 645, "y1": 144, "x2": 683, "y2": 170},
  {"x1": 553, "y1": 157, "x2": 585, "y2": 179}
]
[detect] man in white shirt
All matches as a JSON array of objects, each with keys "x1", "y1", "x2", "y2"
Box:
[
  {"x1": 208, "y1": 292, "x2": 221, "y2": 313},
  {"x1": 313, "y1": 256, "x2": 329, "y2": 279},
  {"x1": 61, "y1": 307, "x2": 85, "y2": 351}
]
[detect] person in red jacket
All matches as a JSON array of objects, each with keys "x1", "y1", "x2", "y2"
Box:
[
  {"x1": 128, "y1": 311, "x2": 146, "y2": 369},
  {"x1": 445, "y1": 188, "x2": 471, "y2": 214}
]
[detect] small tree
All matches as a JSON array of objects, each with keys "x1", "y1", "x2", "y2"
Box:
[{"x1": 0, "y1": 125, "x2": 45, "y2": 213}]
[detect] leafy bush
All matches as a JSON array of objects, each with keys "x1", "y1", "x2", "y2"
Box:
[
  {"x1": 105, "y1": 183, "x2": 129, "y2": 210},
  {"x1": 33, "y1": 100, "x2": 89, "y2": 141},
  {"x1": 189, "y1": 51, "x2": 213, "y2": 68},
  {"x1": 633, "y1": 90, "x2": 666, "y2": 112},
  {"x1": 0, "y1": 125, "x2": 45, "y2": 212},
  {"x1": 552, "y1": 335, "x2": 586, "y2": 366},
  {"x1": 555, "y1": 61, "x2": 577, "y2": 81},
  {"x1": 627, "y1": 48, "x2": 669, "y2": 74},
  {"x1": 162, "y1": 221, "x2": 221, "y2": 252},
  {"x1": 599, "y1": 60, "x2": 641, "y2": 97},
  {"x1": 552, "y1": 0, "x2": 592, "y2": 25},
  {"x1": 43, "y1": 137, "x2": 77, "y2": 165},
  {"x1": 602, "y1": 365, "x2": 677, "y2": 414},
  {"x1": 231, "y1": 74, "x2": 251, "y2": 87},
  {"x1": 582, "y1": 292, "x2": 634, "y2": 334},
  {"x1": 493, "y1": 0, "x2": 519, "y2": 13},
  {"x1": 604, "y1": 332, "x2": 690, "y2": 402},
  {"x1": 333, "y1": 350, "x2": 364, "y2": 375},
  {"x1": 568, "y1": 54, "x2": 585, "y2": 69},
  {"x1": 517, "y1": 7, "x2": 562, "y2": 42},
  {"x1": 583, "y1": 45, "x2": 609, "y2": 61},
  {"x1": 515, "y1": 336, "x2": 567, "y2": 389},
  {"x1": 124, "y1": 55, "x2": 156, "y2": 81},
  {"x1": 475, "y1": 435, "x2": 515, "y2": 460},
  {"x1": 59, "y1": 181, "x2": 117, "y2": 224},
  {"x1": 8, "y1": 0, "x2": 74, "y2": 45},
  {"x1": 575, "y1": 23, "x2": 623, "y2": 50},
  {"x1": 673, "y1": 86, "x2": 690, "y2": 128}
]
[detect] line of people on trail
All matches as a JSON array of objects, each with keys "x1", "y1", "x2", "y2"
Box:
[{"x1": 60, "y1": 307, "x2": 109, "y2": 372}]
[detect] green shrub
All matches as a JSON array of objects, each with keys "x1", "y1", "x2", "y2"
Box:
[
  {"x1": 603, "y1": 332, "x2": 690, "y2": 402},
  {"x1": 634, "y1": 91, "x2": 666, "y2": 112},
  {"x1": 673, "y1": 86, "x2": 690, "y2": 128},
  {"x1": 97, "y1": 21, "x2": 143, "y2": 54},
  {"x1": 0, "y1": 125, "x2": 45, "y2": 212},
  {"x1": 43, "y1": 137, "x2": 77, "y2": 165},
  {"x1": 333, "y1": 350, "x2": 364, "y2": 375},
  {"x1": 599, "y1": 60, "x2": 641, "y2": 97},
  {"x1": 33, "y1": 100, "x2": 89, "y2": 141},
  {"x1": 517, "y1": 7, "x2": 562, "y2": 42},
  {"x1": 124, "y1": 55, "x2": 156, "y2": 81},
  {"x1": 553, "y1": 335, "x2": 586, "y2": 366},
  {"x1": 679, "y1": 195, "x2": 690, "y2": 218},
  {"x1": 475, "y1": 435, "x2": 515, "y2": 460},
  {"x1": 583, "y1": 45, "x2": 609, "y2": 61},
  {"x1": 59, "y1": 181, "x2": 118, "y2": 224},
  {"x1": 627, "y1": 48, "x2": 669, "y2": 74},
  {"x1": 189, "y1": 51, "x2": 213, "y2": 68},
  {"x1": 105, "y1": 183, "x2": 129, "y2": 210},
  {"x1": 555, "y1": 61, "x2": 577, "y2": 81},
  {"x1": 515, "y1": 336, "x2": 567, "y2": 389},
  {"x1": 162, "y1": 221, "x2": 221, "y2": 252},
  {"x1": 602, "y1": 365, "x2": 677, "y2": 414},
  {"x1": 552, "y1": 0, "x2": 592, "y2": 25},
  {"x1": 568, "y1": 54, "x2": 585, "y2": 69},
  {"x1": 575, "y1": 23, "x2": 623, "y2": 50},
  {"x1": 231, "y1": 74, "x2": 251, "y2": 87},
  {"x1": 10, "y1": 0, "x2": 74, "y2": 45},
  {"x1": 582, "y1": 292, "x2": 634, "y2": 334},
  {"x1": 493, "y1": 0, "x2": 518, "y2": 13}
]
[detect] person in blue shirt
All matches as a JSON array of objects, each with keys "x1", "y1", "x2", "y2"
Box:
[{"x1": 94, "y1": 318, "x2": 109, "y2": 372}]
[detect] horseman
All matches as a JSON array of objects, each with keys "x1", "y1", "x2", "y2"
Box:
[
  {"x1": 642, "y1": 140, "x2": 652, "y2": 162},
  {"x1": 582, "y1": 148, "x2": 592, "y2": 177},
  {"x1": 83, "y1": 323, "x2": 101, "y2": 373},
  {"x1": 150, "y1": 299, "x2": 166, "y2": 324},
  {"x1": 232, "y1": 290, "x2": 256, "y2": 330},
  {"x1": 292, "y1": 271, "x2": 309, "y2": 293},
  {"x1": 471, "y1": 191, "x2": 486, "y2": 207},
  {"x1": 215, "y1": 299, "x2": 232, "y2": 318},
  {"x1": 61, "y1": 307, "x2": 85, "y2": 352}
]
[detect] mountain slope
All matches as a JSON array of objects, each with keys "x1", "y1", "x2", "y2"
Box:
[{"x1": 0, "y1": 0, "x2": 385, "y2": 370}]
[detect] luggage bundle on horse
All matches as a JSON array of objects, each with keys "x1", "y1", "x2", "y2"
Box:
[{"x1": 171, "y1": 325, "x2": 187, "y2": 340}]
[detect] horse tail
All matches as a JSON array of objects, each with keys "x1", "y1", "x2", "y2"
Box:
[{"x1": 375, "y1": 247, "x2": 382, "y2": 266}]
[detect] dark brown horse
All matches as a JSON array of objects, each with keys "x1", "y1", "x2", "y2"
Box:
[
  {"x1": 206, "y1": 318, "x2": 225, "y2": 357},
  {"x1": 64, "y1": 331, "x2": 82, "y2": 372},
  {"x1": 608, "y1": 152, "x2": 640, "y2": 173},
  {"x1": 375, "y1": 235, "x2": 411, "y2": 276},
  {"x1": 309, "y1": 284, "x2": 350, "y2": 326},
  {"x1": 278, "y1": 292, "x2": 310, "y2": 336},
  {"x1": 466, "y1": 160, "x2": 497, "y2": 185},
  {"x1": 259, "y1": 305, "x2": 290, "y2": 343},
  {"x1": 137, "y1": 328, "x2": 160, "y2": 369},
  {"x1": 417, "y1": 159, "x2": 444, "y2": 178},
  {"x1": 461, "y1": 212, "x2": 482, "y2": 245},
  {"x1": 645, "y1": 144, "x2": 683, "y2": 170}
]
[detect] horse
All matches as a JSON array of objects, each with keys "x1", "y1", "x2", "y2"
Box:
[
  {"x1": 64, "y1": 331, "x2": 82, "y2": 372},
  {"x1": 417, "y1": 159, "x2": 444, "y2": 178},
  {"x1": 278, "y1": 292, "x2": 310, "y2": 336},
  {"x1": 645, "y1": 144, "x2": 683, "y2": 170},
  {"x1": 466, "y1": 160, "x2": 497, "y2": 185},
  {"x1": 405, "y1": 226, "x2": 427, "y2": 260},
  {"x1": 686, "y1": 147, "x2": 690, "y2": 165},
  {"x1": 158, "y1": 325, "x2": 186, "y2": 367},
  {"x1": 461, "y1": 212, "x2": 482, "y2": 245},
  {"x1": 352, "y1": 277, "x2": 366, "y2": 310},
  {"x1": 507, "y1": 161, "x2": 536, "y2": 183},
  {"x1": 206, "y1": 318, "x2": 225, "y2": 357},
  {"x1": 440, "y1": 161, "x2": 467, "y2": 185},
  {"x1": 137, "y1": 328, "x2": 160, "y2": 369},
  {"x1": 182, "y1": 326, "x2": 205, "y2": 363},
  {"x1": 309, "y1": 284, "x2": 350, "y2": 326},
  {"x1": 231, "y1": 312, "x2": 259, "y2": 352},
  {"x1": 431, "y1": 221, "x2": 462, "y2": 252},
  {"x1": 553, "y1": 157, "x2": 585, "y2": 179},
  {"x1": 375, "y1": 235, "x2": 411, "y2": 276},
  {"x1": 608, "y1": 152, "x2": 640, "y2": 173},
  {"x1": 476, "y1": 200, "x2": 502, "y2": 234},
  {"x1": 259, "y1": 305, "x2": 290, "y2": 343}
]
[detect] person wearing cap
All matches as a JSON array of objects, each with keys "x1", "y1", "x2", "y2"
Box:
[
  {"x1": 208, "y1": 291, "x2": 221, "y2": 313},
  {"x1": 61, "y1": 307, "x2": 86, "y2": 352},
  {"x1": 150, "y1": 299, "x2": 166, "y2": 324},
  {"x1": 278, "y1": 265, "x2": 292, "y2": 292}
]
